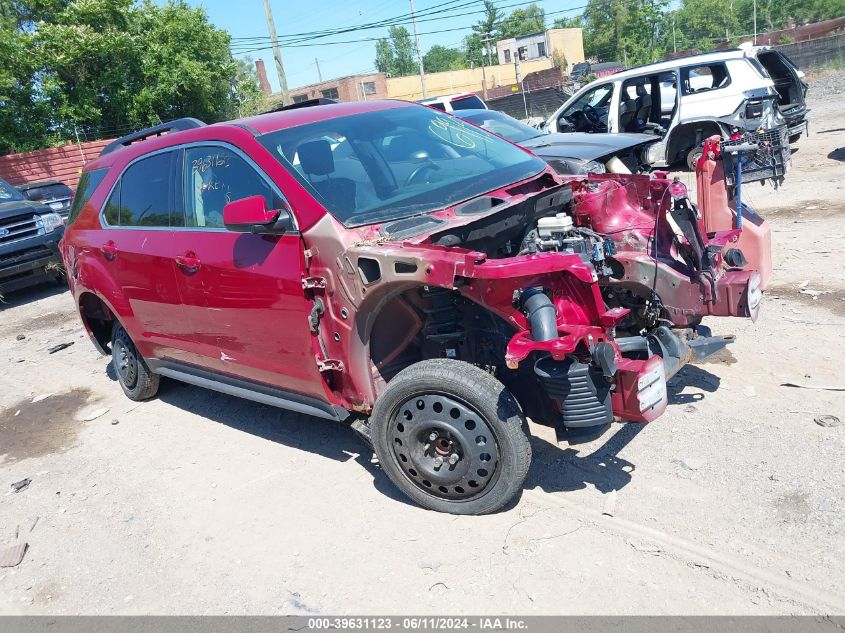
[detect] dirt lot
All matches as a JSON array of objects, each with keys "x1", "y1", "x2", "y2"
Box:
[{"x1": 1, "y1": 73, "x2": 844, "y2": 616}]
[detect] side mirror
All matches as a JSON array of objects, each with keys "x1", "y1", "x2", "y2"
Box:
[{"x1": 223, "y1": 195, "x2": 295, "y2": 235}]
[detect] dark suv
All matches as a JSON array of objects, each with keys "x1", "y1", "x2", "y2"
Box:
[
  {"x1": 17, "y1": 180, "x2": 75, "y2": 219},
  {"x1": 63, "y1": 101, "x2": 755, "y2": 514},
  {"x1": 0, "y1": 177, "x2": 66, "y2": 295}
]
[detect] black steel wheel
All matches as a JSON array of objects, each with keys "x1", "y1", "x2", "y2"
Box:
[
  {"x1": 371, "y1": 359, "x2": 531, "y2": 514},
  {"x1": 111, "y1": 323, "x2": 160, "y2": 401}
]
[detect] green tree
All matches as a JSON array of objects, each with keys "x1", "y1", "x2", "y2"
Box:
[
  {"x1": 497, "y1": 3, "x2": 545, "y2": 38},
  {"x1": 581, "y1": 0, "x2": 668, "y2": 64},
  {"x1": 423, "y1": 45, "x2": 466, "y2": 72},
  {"x1": 673, "y1": 0, "x2": 741, "y2": 51},
  {"x1": 130, "y1": 1, "x2": 235, "y2": 124},
  {"x1": 373, "y1": 25, "x2": 416, "y2": 76},
  {"x1": 553, "y1": 15, "x2": 583, "y2": 29},
  {"x1": 231, "y1": 57, "x2": 268, "y2": 117},
  {"x1": 0, "y1": 0, "x2": 241, "y2": 153},
  {"x1": 0, "y1": 11, "x2": 53, "y2": 153},
  {"x1": 465, "y1": 1, "x2": 500, "y2": 67}
]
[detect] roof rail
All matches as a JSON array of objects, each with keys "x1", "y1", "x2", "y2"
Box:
[
  {"x1": 100, "y1": 117, "x2": 206, "y2": 156},
  {"x1": 265, "y1": 98, "x2": 338, "y2": 113}
]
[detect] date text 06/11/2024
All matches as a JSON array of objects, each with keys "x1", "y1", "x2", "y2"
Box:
[{"x1": 305, "y1": 617, "x2": 528, "y2": 630}]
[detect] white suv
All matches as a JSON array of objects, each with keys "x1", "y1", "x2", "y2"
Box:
[
  {"x1": 417, "y1": 92, "x2": 488, "y2": 112},
  {"x1": 541, "y1": 46, "x2": 807, "y2": 170}
]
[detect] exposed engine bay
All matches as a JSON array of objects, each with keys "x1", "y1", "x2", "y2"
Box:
[{"x1": 426, "y1": 171, "x2": 761, "y2": 338}]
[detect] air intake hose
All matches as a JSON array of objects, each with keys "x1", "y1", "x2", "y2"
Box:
[{"x1": 521, "y1": 288, "x2": 557, "y2": 342}]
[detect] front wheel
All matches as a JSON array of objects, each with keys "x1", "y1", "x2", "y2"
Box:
[
  {"x1": 687, "y1": 146, "x2": 703, "y2": 171},
  {"x1": 370, "y1": 359, "x2": 532, "y2": 514}
]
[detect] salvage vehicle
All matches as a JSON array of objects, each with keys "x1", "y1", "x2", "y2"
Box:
[
  {"x1": 417, "y1": 92, "x2": 488, "y2": 112},
  {"x1": 62, "y1": 101, "x2": 763, "y2": 514},
  {"x1": 456, "y1": 108, "x2": 658, "y2": 175},
  {"x1": 17, "y1": 180, "x2": 74, "y2": 219},
  {"x1": 541, "y1": 46, "x2": 804, "y2": 173},
  {"x1": 0, "y1": 177, "x2": 65, "y2": 295}
]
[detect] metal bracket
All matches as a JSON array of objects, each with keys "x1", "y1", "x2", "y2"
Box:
[
  {"x1": 302, "y1": 276, "x2": 326, "y2": 290},
  {"x1": 316, "y1": 357, "x2": 344, "y2": 373}
]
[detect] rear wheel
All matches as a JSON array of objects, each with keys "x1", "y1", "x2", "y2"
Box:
[
  {"x1": 111, "y1": 323, "x2": 159, "y2": 401},
  {"x1": 370, "y1": 359, "x2": 531, "y2": 514}
]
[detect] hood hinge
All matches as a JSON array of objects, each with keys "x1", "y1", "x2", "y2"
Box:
[
  {"x1": 316, "y1": 357, "x2": 345, "y2": 373},
  {"x1": 302, "y1": 276, "x2": 327, "y2": 291}
]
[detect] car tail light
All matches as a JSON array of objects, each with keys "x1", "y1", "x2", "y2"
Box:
[{"x1": 745, "y1": 99, "x2": 764, "y2": 119}]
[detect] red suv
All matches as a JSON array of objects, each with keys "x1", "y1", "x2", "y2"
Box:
[{"x1": 62, "y1": 100, "x2": 755, "y2": 514}]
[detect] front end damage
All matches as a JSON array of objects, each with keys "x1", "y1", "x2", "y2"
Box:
[{"x1": 302, "y1": 161, "x2": 767, "y2": 433}]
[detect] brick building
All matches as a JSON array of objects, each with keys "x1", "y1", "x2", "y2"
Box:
[{"x1": 288, "y1": 72, "x2": 388, "y2": 103}]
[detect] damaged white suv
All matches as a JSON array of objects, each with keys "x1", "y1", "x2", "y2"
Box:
[{"x1": 542, "y1": 45, "x2": 807, "y2": 170}]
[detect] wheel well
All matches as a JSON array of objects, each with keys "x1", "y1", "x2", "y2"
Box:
[
  {"x1": 667, "y1": 121, "x2": 723, "y2": 165},
  {"x1": 366, "y1": 287, "x2": 559, "y2": 427},
  {"x1": 78, "y1": 292, "x2": 114, "y2": 354}
]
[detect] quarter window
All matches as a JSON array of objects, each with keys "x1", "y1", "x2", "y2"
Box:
[
  {"x1": 104, "y1": 152, "x2": 176, "y2": 227},
  {"x1": 183, "y1": 146, "x2": 275, "y2": 229},
  {"x1": 68, "y1": 168, "x2": 108, "y2": 225}
]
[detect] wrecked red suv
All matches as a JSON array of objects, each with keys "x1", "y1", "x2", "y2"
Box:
[{"x1": 62, "y1": 101, "x2": 763, "y2": 514}]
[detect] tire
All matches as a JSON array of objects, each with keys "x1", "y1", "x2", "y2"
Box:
[
  {"x1": 370, "y1": 359, "x2": 532, "y2": 515},
  {"x1": 686, "y1": 146, "x2": 703, "y2": 171},
  {"x1": 111, "y1": 322, "x2": 159, "y2": 401}
]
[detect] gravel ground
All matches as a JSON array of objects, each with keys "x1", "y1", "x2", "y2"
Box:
[{"x1": 0, "y1": 74, "x2": 844, "y2": 615}]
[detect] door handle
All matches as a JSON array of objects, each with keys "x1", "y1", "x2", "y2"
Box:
[
  {"x1": 175, "y1": 251, "x2": 201, "y2": 273},
  {"x1": 101, "y1": 241, "x2": 117, "y2": 261}
]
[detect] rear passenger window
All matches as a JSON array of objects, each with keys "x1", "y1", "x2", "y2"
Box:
[
  {"x1": 681, "y1": 63, "x2": 730, "y2": 94},
  {"x1": 68, "y1": 168, "x2": 108, "y2": 225},
  {"x1": 183, "y1": 146, "x2": 274, "y2": 229},
  {"x1": 104, "y1": 152, "x2": 176, "y2": 227}
]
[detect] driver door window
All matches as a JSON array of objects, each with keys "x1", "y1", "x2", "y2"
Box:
[
  {"x1": 560, "y1": 83, "x2": 613, "y2": 132},
  {"x1": 183, "y1": 146, "x2": 275, "y2": 229}
]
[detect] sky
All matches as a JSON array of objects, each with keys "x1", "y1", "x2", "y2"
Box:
[{"x1": 182, "y1": 0, "x2": 585, "y2": 93}]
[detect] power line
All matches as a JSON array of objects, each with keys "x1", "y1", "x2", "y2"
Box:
[
  {"x1": 231, "y1": 4, "x2": 595, "y2": 55},
  {"x1": 231, "y1": 0, "x2": 480, "y2": 43}
]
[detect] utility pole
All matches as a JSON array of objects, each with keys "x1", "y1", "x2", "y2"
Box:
[
  {"x1": 753, "y1": 0, "x2": 758, "y2": 44},
  {"x1": 672, "y1": 13, "x2": 677, "y2": 53},
  {"x1": 480, "y1": 32, "x2": 494, "y2": 101},
  {"x1": 315, "y1": 58, "x2": 322, "y2": 82},
  {"x1": 409, "y1": 0, "x2": 427, "y2": 98},
  {"x1": 514, "y1": 56, "x2": 528, "y2": 119},
  {"x1": 262, "y1": 0, "x2": 290, "y2": 105}
]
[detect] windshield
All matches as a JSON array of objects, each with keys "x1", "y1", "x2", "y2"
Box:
[
  {"x1": 0, "y1": 179, "x2": 24, "y2": 202},
  {"x1": 258, "y1": 104, "x2": 545, "y2": 227},
  {"x1": 460, "y1": 110, "x2": 542, "y2": 144}
]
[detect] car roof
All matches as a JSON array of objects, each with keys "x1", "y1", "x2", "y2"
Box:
[
  {"x1": 84, "y1": 99, "x2": 417, "y2": 170},
  {"x1": 417, "y1": 93, "x2": 477, "y2": 104},
  {"x1": 17, "y1": 180, "x2": 68, "y2": 189},
  {"x1": 231, "y1": 99, "x2": 413, "y2": 134},
  {"x1": 603, "y1": 48, "x2": 751, "y2": 82}
]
